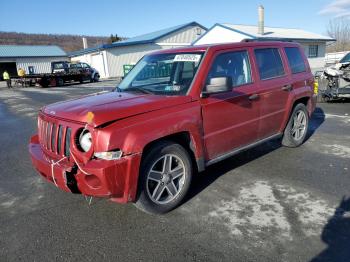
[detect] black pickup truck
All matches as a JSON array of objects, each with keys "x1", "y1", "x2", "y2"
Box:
[{"x1": 14, "y1": 61, "x2": 100, "y2": 87}]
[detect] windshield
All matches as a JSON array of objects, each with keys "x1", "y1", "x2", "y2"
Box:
[
  {"x1": 340, "y1": 53, "x2": 350, "y2": 63},
  {"x1": 116, "y1": 53, "x2": 204, "y2": 95}
]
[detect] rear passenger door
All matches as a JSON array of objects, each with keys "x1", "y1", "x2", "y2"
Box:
[{"x1": 253, "y1": 47, "x2": 291, "y2": 139}]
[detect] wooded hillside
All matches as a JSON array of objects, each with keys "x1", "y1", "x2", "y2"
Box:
[{"x1": 0, "y1": 31, "x2": 115, "y2": 53}]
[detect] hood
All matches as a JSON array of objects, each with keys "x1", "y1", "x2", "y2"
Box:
[{"x1": 42, "y1": 91, "x2": 192, "y2": 127}]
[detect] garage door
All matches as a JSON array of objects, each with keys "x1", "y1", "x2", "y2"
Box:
[
  {"x1": 0, "y1": 62, "x2": 17, "y2": 80},
  {"x1": 91, "y1": 53, "x2": 107, "y2": 78}
]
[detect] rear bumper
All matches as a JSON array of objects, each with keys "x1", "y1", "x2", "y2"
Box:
[{"x1": 29, "y1": 135, "x2": 141, "y2": 203}]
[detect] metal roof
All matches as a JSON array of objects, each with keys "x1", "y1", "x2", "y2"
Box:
[
  {"x1": 0, "y1": 45, "x2": 67, "y2": 58},
  {"x1": 69, "y1": 21, "x2": 207, "y2": 57},
  {"x1": 193, "y1": 23, "x2": 336, "y2": 45},
  {"x1": 106, "y1": 22, "x2": 206, "y2": 47},
  {"x1": 68, "y1": 46, "x2": 102, "y2": 57}
]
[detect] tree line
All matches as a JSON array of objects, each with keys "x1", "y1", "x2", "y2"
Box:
[
  {"x1": 327, "y1": 18, "x2": 350, "y2": 52},
  {"x1": 0, "y1": 31, "x2": 127, "y2": 52}
]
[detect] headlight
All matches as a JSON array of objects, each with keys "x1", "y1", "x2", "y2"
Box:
[
  {"x1": 79, "y1": 130, "x2": 92, "y2": 152},
  {"x1": 94, "y1": 150, "x2": 123, "y2": 160}
]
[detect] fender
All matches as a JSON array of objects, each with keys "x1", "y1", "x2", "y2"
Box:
[
  {"x1": 279, "y1": 85, "x2": 314, "y2": 133},
  {"x1": 94, "y1": 100, "x2": 205, "y2": 202}
]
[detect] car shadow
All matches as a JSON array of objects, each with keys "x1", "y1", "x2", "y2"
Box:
[
  {"x1": 183, "y1": 107, "x2": 326, "y2": 204},
  {"x1": 306, "y1": 107, "x2": 326, "y2": 141},
  {"x1": 310, "y1": 196, "x2": 350, "y2": 262}
]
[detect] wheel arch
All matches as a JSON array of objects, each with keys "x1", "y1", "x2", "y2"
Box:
[
  {"x1": 280, "y1": 95, "x2": 311, "y2": 132},
  {"x1": 141, "y1": 131, "x2": 205, "y2": 173}
]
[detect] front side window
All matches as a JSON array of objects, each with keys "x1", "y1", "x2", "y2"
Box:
[
  {"x1": 255, "y1": 48, "x2": 285, "y2": 80},
  {"x1": 117, "y1": 53, "x2": 203, "y2": 95},
  {"x1": 70, "y1": 63, "x2": 82, "y2": 69},
  {"x1": 284, "y1": 47, "x2": 306, "y2": 74},
  {"x1": 206, "y1": 50, "x2": 252, "y2": 87},
  {"x1": 53, "y1": 63, "x2": 65, "y2": 69},
  {"x1": 308, "y1": 45, "x2": 318, "y2": 58}
]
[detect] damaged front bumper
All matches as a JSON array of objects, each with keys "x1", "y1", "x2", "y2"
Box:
[{"x1": 29, "y1": 135, "x2": 141, "y2": 203}]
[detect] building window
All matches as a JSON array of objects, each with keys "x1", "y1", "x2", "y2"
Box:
[
  {"x1": 308, "y1": 45, "x2": 318, "y2": 58},
  {"x1": 195, "y1": 27, "x2": 202, "y2": 36},
  {"x1": 28, "y1": 66, "x2": 35, "y2": 74}
]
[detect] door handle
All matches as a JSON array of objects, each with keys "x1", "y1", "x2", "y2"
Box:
[
  {"x1": 282, "y1": 84, "x2": 292, "y2": 91},
  {"x1": 248, "y1": 93, "x2": 259, "y2": 101}
]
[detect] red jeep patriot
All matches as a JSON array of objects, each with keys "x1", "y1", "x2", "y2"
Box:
[{"x1": 29, "y1": 41, "x2": 316, "y2": 214}]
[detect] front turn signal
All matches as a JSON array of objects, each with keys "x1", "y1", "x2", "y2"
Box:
[{"x1": 94, "y1": 150, "x2": 123, "y2": 160}]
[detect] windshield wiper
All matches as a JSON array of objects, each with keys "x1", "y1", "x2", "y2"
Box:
[{"x1": 124, "y1": 87, "x2": 154, "y2": 94}]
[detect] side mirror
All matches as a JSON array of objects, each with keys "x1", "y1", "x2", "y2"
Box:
[{"x1": 202, "y1": 77, "x2": 232, "y2": 97}]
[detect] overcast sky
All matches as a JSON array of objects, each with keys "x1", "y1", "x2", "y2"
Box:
[{"x1": 0, "y1": 0, "x2": 348, "y2": 37}]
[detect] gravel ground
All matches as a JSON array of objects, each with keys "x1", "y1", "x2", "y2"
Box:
[{"x1": 0, "y1": 80, "x2": 349, "y2": 262}]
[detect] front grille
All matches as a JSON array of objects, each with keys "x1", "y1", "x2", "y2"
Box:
[{"x1": 38, "y1": 118, "x2": 71, "y2": 158}]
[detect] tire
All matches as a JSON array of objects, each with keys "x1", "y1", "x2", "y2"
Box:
[
  {"x1": 94, "y1": 73, "x2": 100, "y2": 82},
  {"x1": 56, "y1": 78, "x2": 64, "y2": 87},
  {"x1": 282, "y1": 103, "x2": 309, "y2": 148},
  {"x1": 135, "y1": 141, "x2": 192, "y2": 214}
]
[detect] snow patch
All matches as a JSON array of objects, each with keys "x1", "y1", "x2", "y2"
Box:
[
  {"x1": 208, "y1": 181, "x2": 333, "y2": 240},
  {"x1": 323, "y1": 144, "x2": 350, "y2": 159},
  {"x1": 208, "y1": 181, "x2": 291, "y2": 239}
]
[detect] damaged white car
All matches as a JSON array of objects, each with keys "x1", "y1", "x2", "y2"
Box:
[{"x1": 320, "y1": 53, "x2": 350, "y2": 101}]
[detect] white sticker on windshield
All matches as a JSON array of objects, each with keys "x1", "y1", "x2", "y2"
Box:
[{"x1": 174, "y1": 54, "x2": 201, "y2": 62}]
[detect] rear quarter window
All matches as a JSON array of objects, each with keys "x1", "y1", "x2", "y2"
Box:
[
  {"x1": 254, "y1": 48, "x2": 285, "y2": 80},
  {"x1": 284, "y1": 47, "x2": 306, "y2": 74}
]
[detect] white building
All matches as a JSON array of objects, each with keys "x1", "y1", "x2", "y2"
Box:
[
  {"x1": 0, "y1": 45, "x2": 67, "y2": 78},
  {"x1": 70, "y1": 22, "x2": 207, "y2": 78},
  {"x1": 193, "y1": 23, "x2": 335, "y2": 72}
]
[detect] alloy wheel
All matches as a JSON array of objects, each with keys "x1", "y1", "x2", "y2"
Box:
[
  {"x1": 146, "y1": 154, "x2": 186, "y2": 204},
  {"x1": 291, "y1": 110, "x2": 307, "y2": 140}
]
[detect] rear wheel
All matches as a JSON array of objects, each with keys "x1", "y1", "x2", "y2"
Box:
[
  {"x1": 282, "y1": 103, "x2": 309, "y2": 147},
  {"x1": 135, "y1": 141, "x2": 192, "y2": 214}
]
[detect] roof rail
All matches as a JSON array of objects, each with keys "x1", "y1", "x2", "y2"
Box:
[{"x1": 241, "y1": 38, "x2": 295, "y2": 43}]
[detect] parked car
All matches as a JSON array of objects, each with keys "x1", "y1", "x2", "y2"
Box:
[{"x1": 29, "y1": 41, "x2": 316, "y2": 214}]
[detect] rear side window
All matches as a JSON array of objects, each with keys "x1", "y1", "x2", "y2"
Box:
[
  {"x1": 207, "y1": 50, "x2": 252, "y2": 87},
  {"x1": 284, "y1": 47, "x2": 306, "y2": 74},
  {"x1": 254, "y1": 48, "x2": 285, "y2": 80}
]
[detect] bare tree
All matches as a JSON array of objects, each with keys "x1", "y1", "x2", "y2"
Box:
[{"x1": 327, "y1": 18, "x2": 350, "y2": 52}]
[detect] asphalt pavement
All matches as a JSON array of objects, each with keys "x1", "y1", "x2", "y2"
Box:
[{"x1": 0, "y1": 80, "x2": 349, "y2": 262}]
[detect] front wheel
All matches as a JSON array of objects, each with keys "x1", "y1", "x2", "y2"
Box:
[
  {"x1": 56, "y1": 78, "x2": 64, "y2": 87},
  {"x1": 135, "y1": 141, "x2": 192, "y2": 214},
  {"x1": 282, "y1": 103, "x2": 309, "y2": 147},
  {"x1": 93, "y1": 73, "x2": 100, "y2": 82}
]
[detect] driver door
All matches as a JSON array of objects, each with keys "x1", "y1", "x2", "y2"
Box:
[{"x1": 200, "y1": 49, "x2": 261, "y2": 161}]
